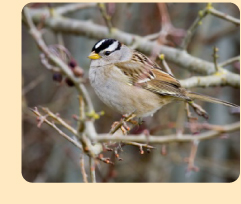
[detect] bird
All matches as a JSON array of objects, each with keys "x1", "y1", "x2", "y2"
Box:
[{"x1": 88, "y1": 38, "x2": 239, "y2": 118}]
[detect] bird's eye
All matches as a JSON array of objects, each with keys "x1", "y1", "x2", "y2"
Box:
[{"x1": 104, "y1": 51, "x2": 111, "y2": 56}]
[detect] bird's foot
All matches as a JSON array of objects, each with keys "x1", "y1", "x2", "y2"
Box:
[{"x1": 110, "y1": 112, "x2": 137, "y2": 135}]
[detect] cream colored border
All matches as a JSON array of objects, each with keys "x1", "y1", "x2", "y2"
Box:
[{"x1": 2, "y1": 0, "x2": 240, "y2": 203}]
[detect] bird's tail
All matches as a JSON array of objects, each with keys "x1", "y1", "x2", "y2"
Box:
[{"x1": 186, "y1": 92, "x2": 239, "y2": 108}]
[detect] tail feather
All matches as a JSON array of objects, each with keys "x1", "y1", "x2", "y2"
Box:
[{"x1": 186, "y1": 92, "x2": 239, "y2": 108}]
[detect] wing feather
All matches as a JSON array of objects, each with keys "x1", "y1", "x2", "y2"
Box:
[{"x1": 114, "y1": 51, "x2": 190, "y2": 100}]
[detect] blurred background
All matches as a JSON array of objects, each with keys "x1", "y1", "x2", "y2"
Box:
[{"x1": 22, "y1": 3, "x2": 240, "y2": 182}]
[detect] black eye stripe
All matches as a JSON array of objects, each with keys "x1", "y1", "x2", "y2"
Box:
[{"x1": 92, "y1": 39, "x2": 121, "y2": 54}]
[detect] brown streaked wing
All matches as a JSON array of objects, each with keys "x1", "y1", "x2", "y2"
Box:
[
  {"x1": 114, "y1": 51, "x2": 189, "y2": 100},
  {"x1": 151, "y1": 69, "x2": 181, "y2": 88},
  {"x1": 139, "y1": 68, "x2": 189, "y2": 99},
  {"x1": 114, "y1": 59, "x2": 155, "y2": 84},
  {"x1": 140, "y1": 79, "x2": 190, "y2": 100}
]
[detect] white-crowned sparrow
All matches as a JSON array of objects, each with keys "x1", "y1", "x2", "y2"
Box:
[{"x1": 88, "y1": 38, "x2": 238, "y2": 117}]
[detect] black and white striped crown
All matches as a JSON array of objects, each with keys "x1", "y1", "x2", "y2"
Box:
[{"x1": 92, "y1": 39, "x2": 121, "y2": 54}]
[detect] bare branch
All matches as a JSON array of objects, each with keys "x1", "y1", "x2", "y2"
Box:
[
  {"x1": 56, "y1": 3, "x2": 97, "y2": 15},
  {"x1": 27, "y1": 7, "x2": 240, "y2": 83},
  {"x1": 96, "y1": 122, "x2": 240, "y2": 144},
  {"x1": 80, "y1": 156, "x2": 88, "y2": 183},
  {"x1": 31, "y1": 107, "x2": 83, "y2": 150},
  {"x1": 123, "y1": 142, "x2": 154, "y2": 150},
  {"x1": 24, "y1": 4, "x2": 240, "y2": 182},
  {"x1": 180, "y1": 70, "x2": 240, "y2": 88},
  {"x1": 24, "y1": 7, "x2": 82, "y2": 86},
  {"x1": 185, "y1": 141, "x2": 200, "y2": 172},
  {"x1": 156, "y1": 3, "x2": 186, "y2": 45},
  {"x1": 41, "y1": 107, "x2": 77, "y2": 135},
  {"x1": 159, "y1": 54, "x2": 174, "y2": 75},
  {"x1": 209, "y1": 7, "x2": 240, "y2": 26},
  {"x1": 181, "y1": 7, "x2": 209, "y2": 50},
  {"x1": 181, "y1": 3, "x2": 240, "y2": 50},
  {"x1": 22, "y1": 74, "x2": 45, "y2": 95},
  {"x1": 24, "y1": 6, "x2": 97, "y2": 140},
  {"x1": 219, "y1": 56, "x2": 240, "y2": 67},
  {"x1": 144, "y1": 32, "x2": 160, "y2": 41},
  {"x1": 89, "y1": 157, "x2": 96, "y2": 183},
  {"x1": 31, "y1": 106, "x2": 103, "y2": 160},
  {"x1": 212, "y1": 46, "x2": 220, "y2": 72},
  {"x1": 29, "y1": 3, "x2": 97, "y2": 17},
  {"x1": 77, "y1": 96, "x2": 85, "y2": 134},
  {"x1": 98, "y1": 3, "x2": 113, "y2": 33}
]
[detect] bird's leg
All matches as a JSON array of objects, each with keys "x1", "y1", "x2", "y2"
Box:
[
  {"x1": 109, "y1": 112, "x2": 137, "y2": 135},
  {"x1": 122, "y1": 113, "x2": 143, "y2": 126}
]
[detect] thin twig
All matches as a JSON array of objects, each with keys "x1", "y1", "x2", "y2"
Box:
[
  {"x1": 31, "y1": 106, "x2": 102, "y2": 163},
  {"x1": 144, "y1": 32, "x2": 160, "y2": 41},
  {"x1": 41, "y1": 107, "x2": 78, "y2": 135},
  {"x1": 22, "y1": 74, "x2": 45, "y2": 95},
  {"x1": 181, "y1": 4, "x2": 240, "y2": 49},
  {"x1": 156, "y1": 3, "x2": 186, "y2": 45},
  {"x1": 77, "y1": 96, "x2": 85, "y2": 134},
  {"x1": 159, "y1": 54, "x2": 173, "y2": 75},
  {"x1": 185, "y1": 103, "x2": 193, "y2": 120},
  {"x1": 78, "y1": 84, "x2": 95, "y2": 113},
  {"x1": 203, "y1": 24, "x2": 237, "y2": 44},
  {"x1": 89, "y1": 157, "x2": 96, "y2": 183},
  {"x1": 47, "y1": 4, "x2": 65, "y2": 47},
  {"x1": 31, "y1": 107, "x2": 83, "y2": 150},
  {"x1": 185, "y1": 140, "x2": 200, "y2": 172},
  {"x1": 213, "y1": 46, "x2": 220, "y2": 72},
  {"x1": 185, "y1": 102, "x2": 200, "y2": 134},
  {"x1": 98, "y1": 3, "x2": 113, "y2": 34},
  {"x1": 169, "y1": 151, "x2": 239, "y2": 178},
  {"x1": 209, "y1": 7, "x2": 240, "y2": 26},
  {"x1": 23, "y1": 7, "x2": 83, "y2": 85},
  {"x1": 101, "y1": 152, "x2": 116, "y2": 182},
  {"x1": 80, "y1": 156, "x2": 88, "y2": 183},
  {"x1": 181, "y1": 7, "x2": 209, "y2": 50},
  {"x1": 219, "y1": 56, "x2": 240, "y2": 67},
  {"x1": 123, "y1": 142, "x2": 154, "y2": 150},
  {"x1": 57, "y1": 3, "x2": 97, "y2": 15},
  {"x1": 29, "y1": 3, "x2": 97, "y2": 17}
]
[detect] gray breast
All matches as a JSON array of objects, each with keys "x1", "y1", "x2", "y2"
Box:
[{"x1": 89, "y1": 66, "x2": 125, "y2": 112}]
